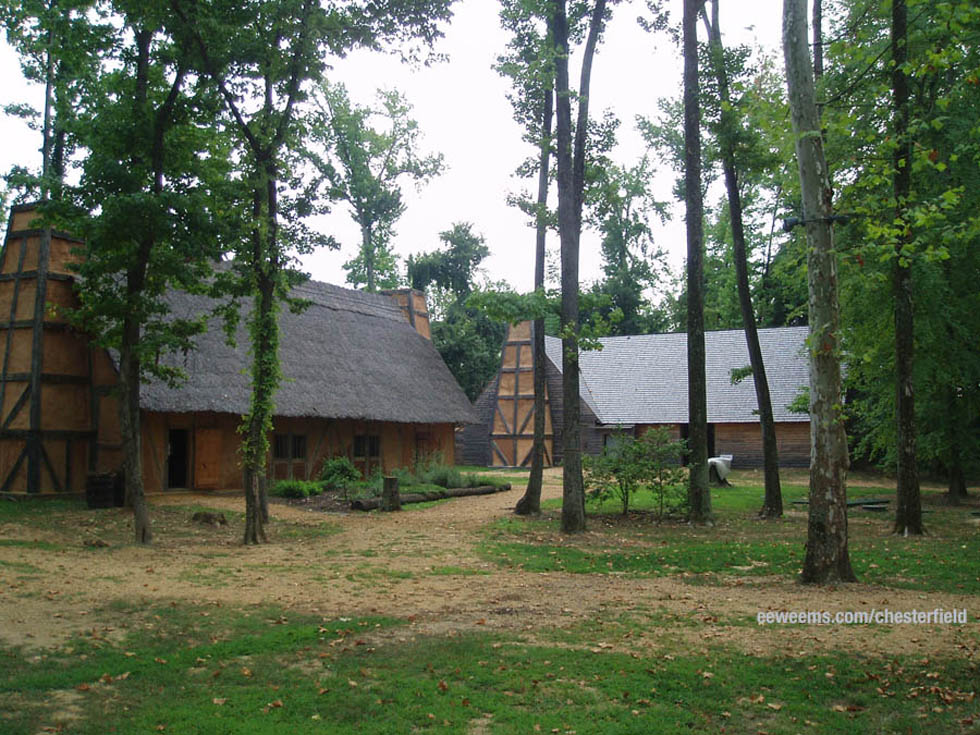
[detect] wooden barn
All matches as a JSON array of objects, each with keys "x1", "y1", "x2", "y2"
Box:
[
  {"x1": 0, "y1": 204, "x2": 475, "y2": 495},
  {"x1": 458, "y1": 321, "x2": 811, "y2": 469}
]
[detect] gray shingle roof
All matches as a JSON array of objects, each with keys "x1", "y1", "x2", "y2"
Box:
[
  {"x1": 139, "y1": 279, "x2": 476, "y2": 425},
  {"x1": 544, "y1": 326, "x2": 809, "y2": 425}
]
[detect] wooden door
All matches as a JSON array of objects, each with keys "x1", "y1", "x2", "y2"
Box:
[{"x1": 194, "y1": 429, "x2": 222, "y2": 489}]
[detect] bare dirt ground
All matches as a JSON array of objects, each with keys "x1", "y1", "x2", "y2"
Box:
[{"x1": 1, "y1": 468, "x2": 977, "y2": 662}]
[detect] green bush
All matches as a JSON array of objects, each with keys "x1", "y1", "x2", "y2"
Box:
[
  {"x1": 412, "y1": 453, "x2": 464, "y2": 489},
  {"x1": 270, "y1": 479, "x2": 323, "y2": 499},
  {"x1": 319, "y1": 456, "x2": 361, "y2": 491},
  {"x1": 584, "y1": 428, "x2": 687, "y2": 518}
]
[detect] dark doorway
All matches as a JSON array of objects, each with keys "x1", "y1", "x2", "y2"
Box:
[{"x1": 167, "y1": 429, "x2": 189, "y2": 489}]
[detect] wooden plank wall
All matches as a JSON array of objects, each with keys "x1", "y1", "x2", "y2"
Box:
[
  {"x1": 635, "y1": 422, "x2": 811, "y2": 468},
  {"x1": 141, "y1": 412, "x2": 457, "y2": 492}
]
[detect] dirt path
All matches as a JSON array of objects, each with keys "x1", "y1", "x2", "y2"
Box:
[{"x1": 1, "y1": 469, "x2": 977, "y2": 661}]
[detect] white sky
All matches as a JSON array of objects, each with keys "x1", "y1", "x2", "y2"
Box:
[{"x1": 0, "y1": 0, "x2": 785, "y2": 294}]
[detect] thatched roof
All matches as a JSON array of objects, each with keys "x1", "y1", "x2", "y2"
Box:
[
  {"x1": 544, "y1": 326, "x2": 810, "y2": 425},
  {"x1": 139, "y1": 278, "x2": 476, "y2": 425}
]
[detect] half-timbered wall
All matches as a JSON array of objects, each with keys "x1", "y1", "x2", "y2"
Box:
[
  {"x1": 489, "y1": 321, "x2": 555, "y2": 467},
  {"x1": 0, "y1": 205, "x2": 98, "y2": 493}
]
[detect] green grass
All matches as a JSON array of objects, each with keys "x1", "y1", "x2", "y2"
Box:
[
  {"x1": 1, "y1": 601, "x2": 977, "y2": 734},
  {"x1": 0, "y1": 538, "x2": 62, "y2": 551},
  {"x1": 487, "y1": 482, "x2": 980, "y2": 594}
]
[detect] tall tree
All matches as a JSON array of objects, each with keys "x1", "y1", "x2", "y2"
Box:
[
  {"x1": 824, "y1": 1, "x2": 980, "y2": 503},
  {"x1": 552, "y1": 0, "x2": 608, "y2": 534},
  {"x1": 889, "y1": 0, "x2": 922, "y2": 536},
  {"x1": 683, "y1": 0, "x2": 710, "y2": 523},
  {"x1": 310, "y1": 82, "x2": 443, "y2": 292},
  {"x1": 179, "y1": 0, "x2": 453, "y2": 544},
  {"x1": 700, "y1": 0, "x2": 782, "y2": 518},
  {"x1": 0, "y1": 0, "x2": 107, "y2": 199},
  {"x1": 53, "y1": 2, "x2": 230, "y2": 544},
  {"x1": 587, "y1": 155, "x2": 667, "y2": 336},
  {"x1": 176, "y1": 0, "x2": 330, "y2": 544},
  {"x1": 496, "y1": 0, "x2": 555, "y2": 515},
  {"x1": 783, "y1": 0, "x2": 855, "y2": 583}
]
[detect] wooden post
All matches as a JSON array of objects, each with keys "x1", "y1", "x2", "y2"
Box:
[{"x1": 380, "y1": 475, "x2": 400, "y2": 511}]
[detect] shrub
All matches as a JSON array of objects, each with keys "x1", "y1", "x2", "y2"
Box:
[
  {"x1": 413, "y1": 453, "x2": 463, "y2": 489},
  {"x1": 584, "y1": 428, "x2": 687, "y2": 519},
  {"x1": 270, "y1": 479, "x2": 323, "y2": 499},
  {"x1": 638, "y1": 428, "x2": 688, "y2": 520},
  {"x1": 319, "y1": 456, "x2": 361, "y2": 491},
  {"x1": 584, "y1": 436, "x2": 648, "y2": 515}
]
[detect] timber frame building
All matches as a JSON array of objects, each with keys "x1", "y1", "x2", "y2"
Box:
[
  {"x1": 0, "y1": 205, "x2": 475, "y2": 495},
  {"x1": 458, "y1": 321, "x2": 811, "y2": 469}
]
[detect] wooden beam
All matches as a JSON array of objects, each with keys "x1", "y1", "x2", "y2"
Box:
[
  {"x1": 0, "y1": 321, "x2": 72, "y2": 332},
  {"x1": 0, "y1": 372, "x2": 88, "y2": 384},
  {"x1": 2, "y1": 385, "x2": 30, "y2": 430},
  {"x1": 0, "y1": 271, "x2": 73, "y2": 283},
  {"x1": 0, "y1": 236, "x2": 28, "y2": 425},
  {"x1": 39, "y1": 440, "x2": 62, "y2": 493},
  {"x1": 0, "y1": 429, "x2": 95, "y2": 440},
  {"x1": 27, "y1": 228, "x2": 51, "y2": 491},
  {"x1": 5, "y1": 227, "x2": 84, "y2": 245},
  {"x1": 0, "y1": 445, "x2": 27, "y2": 494}
]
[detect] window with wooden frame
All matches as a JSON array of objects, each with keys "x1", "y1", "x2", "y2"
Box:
[
  {"x1": 271, "y1": 432, "x2": 307, "y2": 479},
  {"x1": 352, "y1": 434, "x2": 381, "y2": 477}
]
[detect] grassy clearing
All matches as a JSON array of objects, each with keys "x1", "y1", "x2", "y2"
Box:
[
  {"x1": 1, "y1": 470, "x2": 978, "y2": 733},
  {"x1": 484, "y1": 480, "x2": 980, "y2": 594},
  {"x1": 1, "y1": 600, "x2": 977, "y2": 734}
]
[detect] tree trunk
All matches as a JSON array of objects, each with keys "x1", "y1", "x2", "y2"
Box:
[
  {"x1": 41, "y1": 30, "x2": 54, "y2": 200},
  {"x1": 812, "y1": 0, "x2": 824, "y2": 120},
  {"x1": 890, "y1": 0, "x2": 923, "y2": 536},
  {"x1": 553, "y1": 0, "x2": 584, "y2": 533},
  {"x1": 783, "y1": 0, "x2": 856, "y2": 583},
  {"x1": 380, "y1": 475, "x2": 401, "y2": 511},
  {"x1": 118, "y1": 332, "x2": 151, "y2": 544},
  {"x1": 553, "y1": 0, "x2": 606, "y2": 534},
  {"x1": 515, "y1": 87, "x2": 553, "y2": 517},
  {"x1": 703, "y1": 1, "x2": 782, "y2": 518},
  {"x1": 112, "y1": 27, "x2": 172, "y2": 546},
  {"x1": 362, "y1": 224, "x2": 375, "y2": 293},
  {"x1": 683, "y1": 0, "x2": 711, "y2": 523},
  {"x1": 242, "y1": 267, "x2": 276, "y2": 544}
]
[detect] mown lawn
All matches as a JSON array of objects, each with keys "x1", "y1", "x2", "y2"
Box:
[
  {"x1": 1, "y1": 600, "x2": 977, "y2": 734},
  {"x1": 1, "y1": 470, "x2": 978, "y2": 733}
]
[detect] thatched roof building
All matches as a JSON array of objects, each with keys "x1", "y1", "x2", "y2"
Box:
[
  {"x1": 145, "y1": 280, "x2": 476, "y2": 425},
  {"x1": 0, "y1": 202, "x2": 474, "y2": 494}
]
